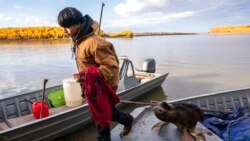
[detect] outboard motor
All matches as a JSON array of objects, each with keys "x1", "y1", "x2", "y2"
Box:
[{"x1": 142, "y1": 58, "x2": 156, "y2": 73}]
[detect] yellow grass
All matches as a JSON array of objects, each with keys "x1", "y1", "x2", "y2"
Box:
[
  {"x1": 210, "y1": 25, "x2": 250, "y2": 33},
  {"x1": 0, "y1": 26, "x2": 67, "y2": 40}
]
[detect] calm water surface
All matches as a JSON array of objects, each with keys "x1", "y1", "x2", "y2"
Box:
[
  {"x1": 1, "y1": 34, "x2": 250, "y2": 100},
  {"x1": 1, "y1": 34, "x2": 250, "y2": 140}
]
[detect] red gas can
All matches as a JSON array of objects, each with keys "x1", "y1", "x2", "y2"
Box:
[{"x1": 32, "y1": 101, "x2": 49, "y2": 119}]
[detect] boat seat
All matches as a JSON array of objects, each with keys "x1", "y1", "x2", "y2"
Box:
[
  {"x1": 4, "y1": 120, "x2": 13, "y2": 128},
  {"x1": 3, "y1": 105, "x2": 72, "y2": 128},
  {"x1": 48, "y1": 105, "x2": 72, "y2": 115},
  {"x1": 7, "y1": 114, "x2": 34, "y2": 127},
  {"x1": 136, "y1": 75, "x2": 154, "y2": 81},
  {"x1": 0, "y1": 121, "x2": 10, "y2": 130}
]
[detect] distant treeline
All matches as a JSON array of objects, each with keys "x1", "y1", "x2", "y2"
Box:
[
  {"x1": 210, "y1": 24, "x2": 250, "y2": 33},
  {"x1": 0, "y1": 27, "x2": 67, "y2": 40},
  {"x1": 0, "y1": 26, "x2": 202, "y2": 40},
  {"x1": 103, "y1": 31, "x2": 133, "y2": 38},
  {"x1": 0, "y1": 26, "x2": 134, "y2": 40}
]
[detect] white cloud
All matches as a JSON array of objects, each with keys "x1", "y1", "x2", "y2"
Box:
[
  {"x1": 115, "y1": 0, "x2": 169, "y2": 17},
  {"x1": 24, "y1": 16, "x2": 41, "y2": 24},
  {"x1": 7, "y1": 2, "x2": 25, "y2": 9},
  {"x1": 0, "y1": 13, "x2": 4, "y2": 20},
  {"x1": 12, "y1": 5, "x2": 24, "y2": 10},
  {"x1": 111, "y1": 0, "x2": 199, "y2": 31},
  {"x1": 109, "y1": 0, "x2": 239, "y2": 31},
  {"x1": 0, "y1": 13, "x2": 12, "y2": 21},
  {"x1": 0, "y1": 13, "x2": 55, "y2": 27},
  {"x1": 5, "y1": 16, "x2": 11, "y2": 21},
  {"x1": 15, "y1": 15, "x2": 55, "y2": 27},
  {"x1": 105, "y1": 11, "x2": 195, "y2": 29}
]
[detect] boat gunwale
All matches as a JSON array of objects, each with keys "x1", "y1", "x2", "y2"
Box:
[
  {"x1": 0, "y1": 73, "x2": 167, "y2": 101},
  {"x1": 168, "y1": 87, "x2": 250, "y2": 104}
]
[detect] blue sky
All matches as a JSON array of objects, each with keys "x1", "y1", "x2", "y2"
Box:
[{"x1": 0, "y1": 0, "x2": 250, "y2": 33}]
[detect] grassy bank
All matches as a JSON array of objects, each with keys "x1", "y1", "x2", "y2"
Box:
[
  {"x1": 210, "y1": 24, "x2": 250, "y2": 33},
  {"x1": 0, "y1": 26, "x2": 199, "y2": 40}
]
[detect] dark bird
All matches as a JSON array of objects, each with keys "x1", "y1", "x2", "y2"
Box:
[{"x1": 152, "y1": 102, "x2": 206, "y2": 141}]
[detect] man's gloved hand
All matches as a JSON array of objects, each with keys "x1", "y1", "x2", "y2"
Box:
[
  {"x1": 74, "y1": 71, "x2": 85, "y2": 84},
  {"x1": 74, "y1": 71, "x2": 85, "y2": 98}
]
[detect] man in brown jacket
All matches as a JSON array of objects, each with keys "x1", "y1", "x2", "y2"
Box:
[{"x1": 57, "y1": 7, "x2": 134, "y2": 141}]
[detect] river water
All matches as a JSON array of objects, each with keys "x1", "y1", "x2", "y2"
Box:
[
  {"x1": 1, "y1": 34, "x2": 250, "y2": 100},
  {"x1": 1, "y1": 34, "x2": 250, "y2": 140}
]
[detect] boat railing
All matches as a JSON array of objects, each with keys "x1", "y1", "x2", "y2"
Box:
[{"x1": 169, "y1": 88, "x2": 250, "y2": 113}]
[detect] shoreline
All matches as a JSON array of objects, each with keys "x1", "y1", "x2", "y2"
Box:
[
  {"x1": 1, "y1": 32, "x2": 250, "y2": 42},
  {"x1": 0, "y1": 32, "x2": 199, "y2": 42},
  {"x1": 133, "y1": 32, "x2": 198, "y2": 36}
]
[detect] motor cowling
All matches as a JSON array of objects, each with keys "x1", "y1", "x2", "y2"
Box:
[{"x1": 142, "y1": 58, "x2": 156, "y2": 73}]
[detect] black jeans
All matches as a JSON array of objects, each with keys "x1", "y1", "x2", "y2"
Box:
[{"x1": 97, "y1": 107, "x2": 133, "y2": 141}]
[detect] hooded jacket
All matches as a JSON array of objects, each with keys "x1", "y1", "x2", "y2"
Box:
[{"x1": 73, "y1": 15, "x2": 119, "y2": 91}]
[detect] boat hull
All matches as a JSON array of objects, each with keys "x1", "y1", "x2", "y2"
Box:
[
  {"x1": 111, "y1": 87, "x2": 250, "y2": 141},
  {"x1": 0, "y1": 73, "x2": 168, "y2": 141}
]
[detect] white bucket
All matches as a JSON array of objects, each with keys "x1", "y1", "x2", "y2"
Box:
[{"x1": 62, "y1": 78, "x2": 83, "y2": 107}]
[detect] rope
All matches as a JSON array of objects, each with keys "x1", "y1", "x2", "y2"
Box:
[
  {"x1": 225, "y1": 113, "x2": 238, "y2": 141},
  {"x1": 120, "y1": 100, "x2": 158, "y2": 106},
  {"x1": 120, "y1": 100, "x2": 232, "y2": 113},
  {"x1": 226, "y1": 120, "x2": 233, "y2": 141}
]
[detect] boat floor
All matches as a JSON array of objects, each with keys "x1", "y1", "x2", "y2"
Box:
[
  {"x1": 111, "y1": 106, "x2": 222, "y2": 141},
  {"x1": 0, "y1": 105, "x2": 72, "y2": 130}
]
